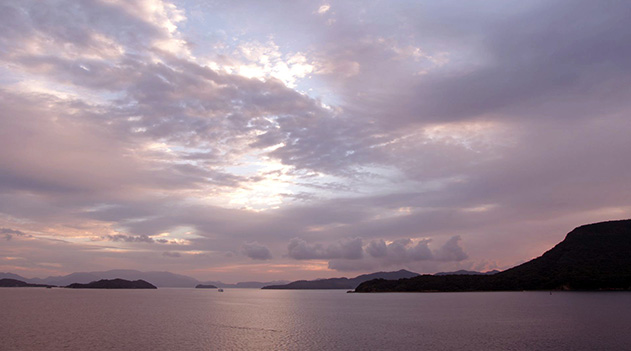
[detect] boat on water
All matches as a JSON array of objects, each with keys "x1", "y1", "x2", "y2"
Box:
[{"x1": 218, "y1": 288, "x2": 224, "y2": 292}]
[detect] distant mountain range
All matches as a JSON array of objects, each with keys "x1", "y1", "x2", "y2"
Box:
[
  {"x1": 0, "y1": 269, "x2": 287, "y2": 288},
  {"x1": 1, "y1": 268, "x2": 505, "y2": 290},
  {"x1": 356, "y1": 219, "x2": 631, "y2": 292},
  {"x1": 262, "y1": 269, "x2": 420, "y2": 289}
]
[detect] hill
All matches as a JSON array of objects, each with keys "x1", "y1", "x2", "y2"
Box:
[
  {"x1": 66, "y1": 279, "x2": 157, "y2": 289},
  {"x1": 434, "y1": 270, "x2": 500, "y2": 276},
  {"x1": 355, "y1": 220, "x2": 631, "y2": 292},
  {"x1": 34, "y1": 270, "x2": 197, "y2": 287},
  {"x1": 195, "y1": 284, "x2": 218, "y2": 289},
  {"x1": 262, "y1": 269, "x2": 419, "y2": 289},
  {"x1": 0, "y1": 279, "x2": 55, "y2": 288}
]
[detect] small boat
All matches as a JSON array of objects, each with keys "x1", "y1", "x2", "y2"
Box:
[{"x1": 218, "y1": 288, "x2": 224, "y2": 292}]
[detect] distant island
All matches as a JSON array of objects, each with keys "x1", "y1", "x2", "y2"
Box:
[
  {"x1": 0, "y1": 278, "x2": 55, "y2": 288},
  {"x1": 355, "y1": 219, "x2": 631, "y2": 292},
  {"x1": 66, "y1": 279, "x2": 157, "y2": 289},
  {"x1": 195, "y1": 284, "x2": 218, "y2": 289},
  {"x1": 202, "y1": 281, "x2": 290, "y2": 289},
  {"x1": 0, "y1": 270, "x2": 288, "y2": 289},
  {"x1": 262, "y1": 269, "x2": 419, "y2": 289}
]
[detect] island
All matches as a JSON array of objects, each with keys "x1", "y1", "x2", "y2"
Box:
[
  {"x1": 262, "y1": 269, "x2": 419, "y2": 289},
  {"x1": 195, "y1": 284, "x2": 218, "y2": 289},
  {"x1": 355, "y1": 219, "x2": 631, "y2": 292},
  {"x1": 66, "y1": 278, "x2": 157, "y2": 289},
  {"x1": 0, "y1": 278, "x2": 55, "y2": 288}
]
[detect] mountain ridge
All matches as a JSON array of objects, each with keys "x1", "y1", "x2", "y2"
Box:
[
  {"x1": 262, "y1": 269, "x2": 419, "y2": 289},
  {"x1": 355, "y1": 219, "x2": 631, "y2": 292}
]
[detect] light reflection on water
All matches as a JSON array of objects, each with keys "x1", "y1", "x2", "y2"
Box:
[{"x1": 2, "y1": 288, "x2": 631, "y2": 350}]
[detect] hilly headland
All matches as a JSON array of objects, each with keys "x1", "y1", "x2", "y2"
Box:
[{"x1": 355, "y1": 219, "x2": 631, "y2": 292}]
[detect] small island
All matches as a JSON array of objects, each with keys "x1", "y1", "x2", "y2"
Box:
[
  {"x1": 195, "y1": 284, "x2": 218, "y2": 289},
  {"x1": 0, "y1": 278, "x2": 55, "y2": 288},
  {"x1": 66, "y1": 278, "x2": 157, "y2": 289}
]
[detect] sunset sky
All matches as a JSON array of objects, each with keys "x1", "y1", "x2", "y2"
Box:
[{"x1": 1, "y1": 0, "x2": 630, "y2": 282}]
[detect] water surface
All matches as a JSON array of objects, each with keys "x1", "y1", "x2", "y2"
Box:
[{"x1": 2, "y1": 288, "x2": 630, "y2": 350}]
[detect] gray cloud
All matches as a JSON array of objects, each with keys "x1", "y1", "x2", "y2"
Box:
[
  {"x1": 241, "y1": 242, "x2": 273, "y2": 260},
  {"x1": 1, "y1": 228, "x2": 26, "y2": 235},
  {"x1": 326, "y1": 236, "x2": 467, "y2": 272},
  {"x1": 433, "y1": 236, "x2": 468, "y2": 262},
  {"x1": 364, "y1": 238, "x2": 433, "y2": 265},
  {"x1": 288, "y1": 237, "x2": 363, "y2": 260},
  {"x1": 1, "y1": 227, "x2": 27, "y2": 241},
  {"x1": 104, "y1": 234, "x2": 154, "y2": 243},
  {"x1": 289, "y1": 235, "x2": 467, "y2": 272}
]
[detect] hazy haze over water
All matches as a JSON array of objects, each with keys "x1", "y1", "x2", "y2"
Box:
[{"x1": 2, "y1": 289, "x2": 631, "y2": 350}]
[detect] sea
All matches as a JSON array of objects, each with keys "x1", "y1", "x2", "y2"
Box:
[{"x1": 2, "y1": 288, "x2": 630, "y2": 350}]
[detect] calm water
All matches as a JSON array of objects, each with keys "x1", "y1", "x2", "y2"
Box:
[{"x1": 2, "y1": 289, "x2": 630, "y2": 350}]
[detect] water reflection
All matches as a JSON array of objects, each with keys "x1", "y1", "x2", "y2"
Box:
[{"x1": 2, "y1": 289, "x2": 631, "y2": 350}]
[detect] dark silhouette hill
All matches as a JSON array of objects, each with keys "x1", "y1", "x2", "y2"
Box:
[
  {"x1": 355, "y1": 220, "x2": 631, "y2": 292},
  {"x1": 0, "y1": 278, "x2": 54, "y2": 288},
  {"x1": 66, "y1": 279, "x2": 157, "y2": 289},
  {"x1": 262, "y1": 269, "x2": 419, "y2": 289},
  {"x1": 195, "y1": 284, "x2": 218, "y2": 289},
  {"x1": 434, "y1": 270, "x2": 500, "y2": 276},
  {"x1": 37, "y1": 270, "x2": 197, "y2": 287}
]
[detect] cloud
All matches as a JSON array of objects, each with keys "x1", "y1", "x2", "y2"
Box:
[
  {"x1": 313, "y1": 236, "x2": 468, "y2": 272},
  {"x1": 1, "y1": 228, "x2": 26, "y2": 235},
  {"x1": 104, "y1": 234, "x2": 155, "y2": 243},
  {"x1": 2, "y1": 227, "x2": 25, "y2": 241},
  {"x1": 366, "y1": 238, "x2": 433, "y2": 264},
  {"x1": 287, "y1": 237, "x2": 363, "y2": 260},
  {"x1": 288, "y1": 235, "x2": 466, "y2": 271},
  {"x1": 317, "y1": 5, "x2": 331, "y2": 15},
  {"x1": 162, "y1": 251, "x2": 181, "y2": 258},
  {"x1": 241, "y1": 242, "x2": 273, "y2": 260},
  {"x1": 433, "y1": 236, "x2": 468, "y2": 262}
]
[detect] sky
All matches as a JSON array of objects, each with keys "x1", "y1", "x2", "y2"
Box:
[{"x1": 1, "y1": 0, "x2": 630, "y2": 283}]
